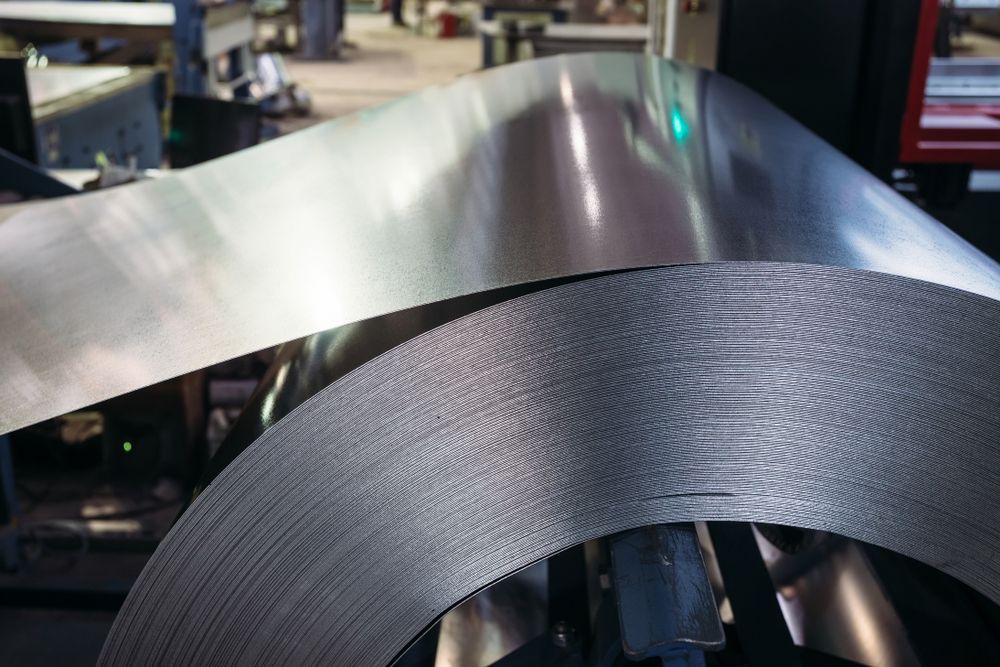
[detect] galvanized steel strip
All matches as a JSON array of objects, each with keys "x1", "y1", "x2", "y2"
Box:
[{"x1": 1, "y1": 53, "x2": 998, "y2": 434}]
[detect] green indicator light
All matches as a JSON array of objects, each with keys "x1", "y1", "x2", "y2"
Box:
[
  {"x1": 670, "y1": 104, "x2": 690, "y2": 144},
  {"x1": 123, "y1": 441, "x2": 133, "y2": 453}
]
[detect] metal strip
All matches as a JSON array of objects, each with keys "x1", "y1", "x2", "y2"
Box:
[{"x1": 2, "y1": 53, "x2": 997, "y2": 434}]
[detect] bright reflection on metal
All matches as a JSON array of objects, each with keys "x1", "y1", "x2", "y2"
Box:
[
  {"x1": 842, "y1": 185, "x2": 999, "y2": 291},
  {"x1": 435, "y1": 560, "x2": 547, "y2": 666},
  {"x1": 87, "y1": 519, "x2": 142, "y2": 534},
  {"x1": 568, "y1": 113, "x2": 602, "y2": 223},
  {"x1": 559, "y1": 71, "x2": 575, "y2": 108},
  {"x1": 756, "y1": 530, "x2": 919, "y2": 667},
  {"x1": 81, "y1": 501, "x2": 124, "y2": 518},
  {"x1": 560, "y1": 71, "x2": 602, "y2": 225}
]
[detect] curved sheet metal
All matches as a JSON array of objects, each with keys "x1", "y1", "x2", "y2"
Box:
[
  {"x1": 100, "y1": 263, "x2": 1000, "y2": 666},
  {"x1": 191, "y1": 276, "x2": 595, "y2": 501},
  {"x1": 1, "y1": 53, "x2": 997, "y2": 434}
]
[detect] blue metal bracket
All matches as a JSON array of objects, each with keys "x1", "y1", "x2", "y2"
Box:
[{"x1": 609, "y1": 524, "x2": 725, "y2": 666}]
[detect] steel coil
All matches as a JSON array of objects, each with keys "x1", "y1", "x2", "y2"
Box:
[
  {"x1": 100, "y1": 263, "x2": 1000, "y2": 665},
  {"x1": 0, "y1": 53, "x2": 995, "y2": 665}
]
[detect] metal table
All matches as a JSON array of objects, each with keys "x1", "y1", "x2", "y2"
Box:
[
  {"x1": 0, "y1": 1, "x2": 174, "y2": 42},
  {"x1": 478, "y1": 20, "x2": 648, "y2": 66}
]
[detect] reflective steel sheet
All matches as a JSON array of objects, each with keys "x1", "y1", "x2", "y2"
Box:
[{"x1": 1, "y1": 53, "x2": 997, "y2": 433}]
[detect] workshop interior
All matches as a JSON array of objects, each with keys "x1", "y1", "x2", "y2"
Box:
[{"x1": 1, "y1": 0, "x2": 999, "y2": 666}]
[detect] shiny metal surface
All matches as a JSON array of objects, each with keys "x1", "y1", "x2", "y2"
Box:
[
  {"x1": 28, "y1": 65, "x2": 157, "y2": 124},
  {"x1": 927, "y1": 57, "x2": 1000, "y2": 103},
  {"x1": 0, "y1": 2, "x2": 174, "y2": 27},
  {"x1": 101, "y1": 263, "x2": 1000, "y2": 666},
  {"x1": 2, "y1": 53, "x2": 997, "y2": 434},
  {"x1": 756, "y1": 533, "x2": 921, "y2": 667},
  {"x1": 27, "y1": 66, "x2": 132, "y2": 107},
  {"x1": 435, "y1": 561, "x2": 548, "y2": 667}
]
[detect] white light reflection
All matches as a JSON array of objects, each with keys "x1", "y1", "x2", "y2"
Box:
[
  {"x1": 559, "y1": 72, "x2": 575, "y2": 108},
  {"x1": 87, "y1": 519, "x2": 142, "y2": 534},
  {"x1": 560, "y1": 72, "x2": 602, "y2": 225},
  {"x1": 846, "y1": 185, "x2": 1000, "y2": 299},
  {"x1": 81, "y1": 502, "x2": 123, "y2": 518},
  {"x1": 259, "y1": 363, "x2": 289, "y2": 424},
  {"x1": 835, "y1": 559, "x2": 900, "y2": 667}
]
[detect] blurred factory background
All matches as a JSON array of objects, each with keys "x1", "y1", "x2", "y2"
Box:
[
  {"x1": 1, "y1": 1, "x2": 999, "y2": 666},
  {"x1": 3, "y1": 0, "x2": 1000, "y2": 214}
]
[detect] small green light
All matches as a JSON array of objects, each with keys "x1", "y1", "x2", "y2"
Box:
[
  {"x1": 670, "y1": 104, "x2": 690, "y2": 144},
  {"x1": 122, "y1": 441, "x2": 133, "y2": 453}
]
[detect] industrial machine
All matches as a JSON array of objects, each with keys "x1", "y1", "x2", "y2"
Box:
[
  {"x1": 0, "y1": 0, "x2": 255, "y2": 97},
  {"x1": 0, "y1": 1, "x2": 176, "y2": 85},
  {"x1": 899, "y1": 0, "x2": 1000, "y2": 203},
  {"x1": 477, "y1": 0, "x2": 571, "y2": 66},
  {"x1": 0, "y1": 55, "x2": 163, "y2": 182},
  {"x1": 0, "y1": 53, "x2": 998, "y2": 667},
  {"x1": 650, "y1": 0, "x2": 1000, "y2": 205},
  {"x1": 478, "y1": 21, "x2": 646, "y2": 66},
  {"x1": 26, "y1": 63, "x2": 163, "y2": 169},
  {"x1": 0, "y1": 0, "x2": 310, "y2": 114},
  {"x1": 0, "y1": 3, "x2": 305, "y2": 194}
]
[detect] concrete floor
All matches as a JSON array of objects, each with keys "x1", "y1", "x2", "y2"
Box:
[
  {"x1": 953, "y1": 30, "x2": 1000, "y2": 57},
  {"x1": 278, "y1": 12, "x2": 480, "y2": 133}
]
